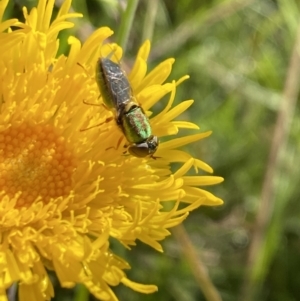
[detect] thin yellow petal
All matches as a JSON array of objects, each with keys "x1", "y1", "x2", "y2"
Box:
[
  {"x1": 159, "y1": 132, "x2": 212, "y2": 150},
  {"x1": 129, "y1": 56, "x2": 147, "y2": 88},
  {"x1": 0, "y1": 0, "x2": 9, "y2": 22},
  {"x1": 154, "y1": 99, "x2": 194, "y2": 123},
  {"x1": 0, "y1": 19, "x2": 18, "y2": 32},
  {"x1": 138, "y1": 58, "x2": 175, "y2": 91},
  {"x1": 122, "y1": 278, "x2": 158, "y2": 294},
  {"x1": 36, "y1": 0, "x2": 51, "y2": 31},
  {"x1": 173, "y1": 121, "x2": 199, "y2": 129},
  {"x1": 183, "y1": 176, "x2": 224, "y2": 186},
  {"x1": 137, "y1": 39, "x2": 151, "y2": 61}
]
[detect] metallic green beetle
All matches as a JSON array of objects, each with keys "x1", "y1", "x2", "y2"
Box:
[{"x1": 95, "y1": 53, "x2": 159, "y2": 158}]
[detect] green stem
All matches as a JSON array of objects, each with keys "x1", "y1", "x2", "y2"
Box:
[
  {"x1": 173, "y1": 225, "x2": 223, "y2": 301},
  {"x1": 142, "y1": 0, "x2": 158, "y2": 42},
  {"x1": 74, "y1": 284, "x2": 89, "y2": 301},
  {"x1": 116, "y1": 0, "x2": 139, "y2": 52}
]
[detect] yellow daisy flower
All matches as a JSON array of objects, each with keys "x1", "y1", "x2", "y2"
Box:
[{"x1": 0, "y1": 0, "x2": 224, "y2": 301}]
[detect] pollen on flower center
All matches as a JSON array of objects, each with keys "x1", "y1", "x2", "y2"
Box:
[{"x1": 0, "y1": 123, "x2": 76, "y2": 207}]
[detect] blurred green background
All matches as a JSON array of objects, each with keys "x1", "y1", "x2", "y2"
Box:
[{"x1": 7, "y1": 0, "x2": 300, "y2": 300}]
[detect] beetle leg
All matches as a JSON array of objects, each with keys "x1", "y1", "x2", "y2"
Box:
[{"x1": 80, "y1": 116, "x2": 114, "y2": 131}]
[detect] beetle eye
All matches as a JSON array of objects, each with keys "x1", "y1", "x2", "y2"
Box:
[
  {"x1": 147, "y1": 136, "x2": 159, "y2": 152},
  {"x1": 128, "y1": 143, "x2": 149, "y2": 158},
  {"x1": 127, "y1": 136, "x2": 159, "y2": 158}
]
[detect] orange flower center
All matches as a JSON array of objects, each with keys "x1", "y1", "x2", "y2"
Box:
[{"x1": 0, "y1": 123, "x2": 76, "y2": 207}]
